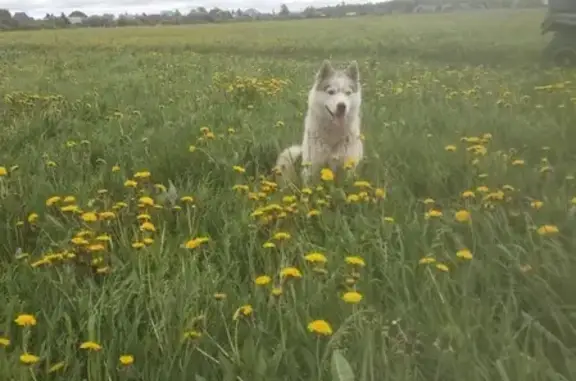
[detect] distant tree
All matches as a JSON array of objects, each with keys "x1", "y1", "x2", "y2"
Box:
[
  {"x1": 279, "y1": 3, "x2": 290, "y2": 15},
  {"x1": 69, "y1": 10, "x2": 87, "y2": 18},
  {"x1": 0, "y1": 8, "x2": 17, "y2": 29},
  {"x1": 197, "y1": 6, "x2": 208, "y2": 13}
]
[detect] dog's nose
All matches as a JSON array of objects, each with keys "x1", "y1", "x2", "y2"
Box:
[{"x1": 336, "y1": 103, "x2": 346, "y2": 113}]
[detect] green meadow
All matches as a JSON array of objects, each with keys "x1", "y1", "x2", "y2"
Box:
[{"x1": 1, "y1": 8, "x2": 576, "y2": 381}]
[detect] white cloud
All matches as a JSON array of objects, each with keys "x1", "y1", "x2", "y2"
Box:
[{"x1": 6, "y1": 0, "x2": 367, "y2": 18}]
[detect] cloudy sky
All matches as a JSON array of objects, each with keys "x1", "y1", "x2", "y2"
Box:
[{"x1": 6, "y1": 0, "x2": 369, "y2": 18}]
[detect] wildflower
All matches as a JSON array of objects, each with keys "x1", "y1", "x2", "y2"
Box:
[
  {"x1": 354, "y1": 180, "x2": 371, "y2": 188},
  {"x1": 213, "y1": 293, "x2": 227, "y2": 301},
  {"x1": 454, "y1": 210, "x2": 471, "y2": 223},
  {"x1": 119, "y1": 355, "x2": 134, "y2": 366},
  {"x1": 271, "y1": 287, "x2": 283, "y2": 297},
  {"x1": 0, "y1": 337, "x2": 10, "y2": 347},
  {"x1": 46, "y1": 196, "x2": 61, "y2": 206},
  {"x1": 140, "y1": 221, "x2": 156, "y2": 232},
  {"x1": 27, "y1": 213, "x2": 39, "y2": 223},
  {"x1": 183, "y1": 330, "x2": 202, "y2": 340},
  {"x1": 80, "y1": 341, "x2": 102, "y2": 351},
  {"x1": 280, "y1": 267, "x2": 302, "y2": 279},
  {"x1": 99, "y1": 211, "x2": 116, "y2": 220},
  {"x1": 435, "y1": 263, "x2": 449, "y2": 272},
  {"x1": 81, "y1": 212, "x2": 98, "y2": 223},
  {"x1": 48, "y1": 361, "x2": 66, "y2": 373},
  {"x1": 134, "y1": 171, "x2": 151, "y2": 179},
  {"x1": 307, "y1": 209, "x2": 321, "y2": 217},
  {"x1": 63, "y1": 196, "x2": 76, "y2": 203},
  {"x1": 304, "y1": 252, "x2": 328, "y2": 264},
  {"x1": 272, "y1": 231, "x2": 291, "y2": 241},
  {"x1": 511, "y1": 159, "x2": 524, "y2": 166},
  {"x1": 419, "y1": 256, "x2": 436, "y2": 264},
  {"x1": 232, "y1": 304, "x2": 253, "y2": 320},
  {"x1": 232, "y1": 184, "x2": 249, "y2": 192},
  {"x1": 112, "y1": 165, "x2": 120, "y2": 172},
  {"x1": 71, "y1": 237, "x2": 89, "y2": 245},
  {"x1": 124, "y1": 179, "x2": 138, "y2": 188},
  {"x1": 88, "y1": 244, "x2": 105, "y2": 252},
  {"x1": 456, "y1": 249, "x2": 473, "y2": 260},
  {"x1": 0, "y1": 166, "x2": 6, "y2": 176},
  {"x1": 14, "y1": 314, "x2": 36, "y2": 327},
  {"x1": 423, "y1": 198, "x2": 435, "y2": 205},
  {"x1": 342, "y1": 291, "x2": 363, "y2": 304},
  {"x1": 254, "y1": 275, "x2": 272, "y2": 286},
  {"x1": 346, "y1": 194, "x2": 360, "y2": 203},
  {"x1": 131, "y1": 241, "x2": 145, "y2": 249},
  {"x1": 180, "y1": 196, "x2": 194, "y2": 203},
  {"x1": 444, "y1": 145, "x2": 457, "y2": 152},
  {"x1": 20, "y1": 353, "x2": 40, "y2": 365},
  {"x1": 383, "y1": 216, "x2": 395, "y2": 223},
  {"x1": 425, "y1": 209, "x2": 443, "y2": 219},
  {"x1": 530, "y1": 200, "x2": 543, "y2": 210},
  {"x1": 233, "y1": 165, "x2": 246, "y2": 173},
  {"x1": 143, "y1": 237, "x2": 154, "y2": 245},
  {"x1": 537, "y1": 225, "x2": 559, "y2": 236},
  {"x1": 189, "y1": 145, "x2": 196, "y2": 152},
  {"x1": 320, "y1": 168, "x2": 334, "y2": 181},
  {"x1": 139, "y1": 196, "x2": 154, "y2": 207},
  {"x1": 307, "y1": 320, "x2": 333, "y2": 336},
  {"x1": 374, "y1": 188, "x2": 386, "y2": 198},
  {"x1": 184, "y1": 237, "x2": 210, "y2": 249},
  {"x1": 345, "y1": 256, "x2": 365, "y2": 267},
  {"x1": 461, "y1": 190, "x2": 475, "y2": 198},
  {"x1": 262, "y1": 241, "x2": 276, "y2": 249}
]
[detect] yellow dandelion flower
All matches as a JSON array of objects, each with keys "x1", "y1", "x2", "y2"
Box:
[
  {"x1": 81, "y1": 212, "x2": 98, "y2": 223},
  {"x1": 71, "y1": 237, "x2": 89, "y2": 245},
  {"x1": 346, "y1": 194, "x2": 360, "y2": 203},
  {"x1": 342, "y1": 291, "x2": 363, "y2": 304},
  {"x1": 232, "y1": 184, "x2": 249, "y2": 192},
  {"x1": 511, "y1": 159, "x2": 524, "y2": 166},
  {"x1": 530, "y1": 200, "x2": 543, "y2": 210},
  {"x1": 304, "y1": 252, "x2": 327, "y2": 264},
  {"x1": 383, "y1": 216, "x2": 395, "y2": 223},
  {"x1": 138, "y1": 196, "x2": 154, "y2": 206},
  {"x1": 423, "y1": 198, "x2": 435, "y2": 205},
  {"x1": 461, "y1": 190, "x2": 475, "y2": 198},
  {"x1": 61, "y1": 204, "x2": 80, "y2": 213},
  {"x1": 124, "y1": 179, "x2": 138, "y2": 188},
  {"x1": 307, "y1": 320, "x2": 333, "y2": 336},
  {"x1": 27, "y1": 213, "x2": 39, "y2": 223},
  {"x1": 232, "y1": 304, "x2": 253, "y2": 320},
  {"x1": 454, "y1": 209, "x2": 471, "y2": 223},
  {"x1": 374, "y1": 188, "x2": 386, "y2": 198},
  {"x1": 214, "y1": 293, "x2": 227, "y2": 301},
  {"x1": 180, "y1": 196, "x2": 194, "y2": 203},
  {"x1": 63, "y1": 195, "x2": 76, "y2": 203},
  {"x1": 320, "y1": 168, "x2": 334, "y2": 181},
  {"x1": 99, "y1": 211, "x2": 116, "y2": 220},
  {"x1": 0, "y1": 166, "x2": 7, "y2": 176},
  {"x1": 232, "y1": 165, "x2": 246, "y2": 173},
  {"x1": 262, "y1": 242, "x2": 276, "y2": 249},
  {"x1": 435, "y1": 263, "x2": 449, "y2": 272},
  {"x1": 131, "y1": 241, "x2": 145, "y2": 249},
  {"x1": 425, "y1": 209, "x2": 443, "y2": 219},
  {"x1": 345, "y1": 256, "x2": 365, "y2": 267},
  {"x1": 537, "y1": 224, "x2": 559, "y2": 236},
  {"x1": 119, "y1": 355, "x2": 134, "y2": 366},
  {"x1": 183, "y1": 330, "x2": 202, "y2": 340},
  {"x1": 14, "y1": 314, "x2": 36, "y2": 327},
  {"x1": 307, "y1": 209, "x2": 321, "y2": 217},
  {"x1": 476, "y1": 186, "x2": 489, "y2": 193},
  {"x1": 272, "y1": 231, "x2": 291, "y2": 241},
  {"x1": 271, "y1": 287, "x2": 283, "y2": 297},
  {"x1": 0, "y1": 337, "x2": 10, "y2": 347},
  {"x1": 45, "y1": 196, "x2": 61, "y2": 206},
  {"x1": 280, "y1": 267, "x2": 302, "y2": 279},
  {"x1": 88, "y1": 244, "x2": 105, "y2": 252},
  {"x1": 140, "y1": 221, "x2": 156, "y2": 232},
  {"x1": 80, "y1": 341, "x2": 102, "y2": 351},
  {"x1": 419, "y1": 256, "x2": 436, "y2": 264},
  {"x1": 112, "y1": 165, "x2": 120, "y2": 172},
  {"x1": 134, "y1": 171, "x2": 151, "y2": 179},
  {"x1": 444, "y1": 145, "x2": 457, "y2": 152},
  {"x1": 254, "y1": 275, "x2": 272, "y2": 286},
  {"x1": 48, "y1": 361, "x2": 66, "y2": 373},
  {"x1": 184, "y1": 237, "x2": 210, "y2": 249},
  {"x1": 456, "y1": 249, "x2": 473, "y2": 260},
  {"x1": 353, "y1": 180, "x2": 371, "y2": 188},
  {"x1": 20, "y1": 353, "x2": 40, "y2": 365}
]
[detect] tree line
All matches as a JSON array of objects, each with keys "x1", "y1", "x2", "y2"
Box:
[{"x1": 0, "y1": 0, "x2": 546, "y2": 31}]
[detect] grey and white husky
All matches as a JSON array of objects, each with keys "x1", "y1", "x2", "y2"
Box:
[{"x1": 275, "y1": 59, "x2": 363, "y2": 185}]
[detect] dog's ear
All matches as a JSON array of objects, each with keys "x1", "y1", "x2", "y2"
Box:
[
  {"x1": 345, "y1": 61, "x2": 360, "y2": 83},
  {"x1": 316, "y1": 60, "x2": 333, "y2": 82}
]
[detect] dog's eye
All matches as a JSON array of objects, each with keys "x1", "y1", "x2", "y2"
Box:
[
  {"x1": 345, "y1": 91, "x2": 352, "y2": 96},
  {"x1": 327, "y1": 89, "x2": 336, "y2": 95}
]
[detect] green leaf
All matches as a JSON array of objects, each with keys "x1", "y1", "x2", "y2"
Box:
[{"x1": 331, "y1": 350, "x2": 355, "y2": 381}]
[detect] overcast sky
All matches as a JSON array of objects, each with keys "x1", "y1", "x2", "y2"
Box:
[{"x1": 6, "y1": 0, "x2": 369, "y2": 18}]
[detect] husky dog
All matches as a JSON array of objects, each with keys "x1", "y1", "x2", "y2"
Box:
[{"x1": 275, "y1": 60, "x2": 363, "y2": 185}]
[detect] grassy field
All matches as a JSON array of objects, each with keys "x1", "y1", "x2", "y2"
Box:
[{"x1": 1, "y1": 8, "x2": 576, "y2": 381}]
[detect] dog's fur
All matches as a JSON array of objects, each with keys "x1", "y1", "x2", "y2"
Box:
[{"x1": 275, "y1": 60, "x2": 363, "y2": 185}]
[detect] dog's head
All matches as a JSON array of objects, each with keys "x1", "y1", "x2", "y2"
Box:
[{"x1": 311, "y1": 60, "x2": 361, "y2": 121}]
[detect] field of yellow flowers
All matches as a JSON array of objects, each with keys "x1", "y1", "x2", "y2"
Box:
[{"x1": 1, "y1": 8, "x2": 576, "y2": 381}]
